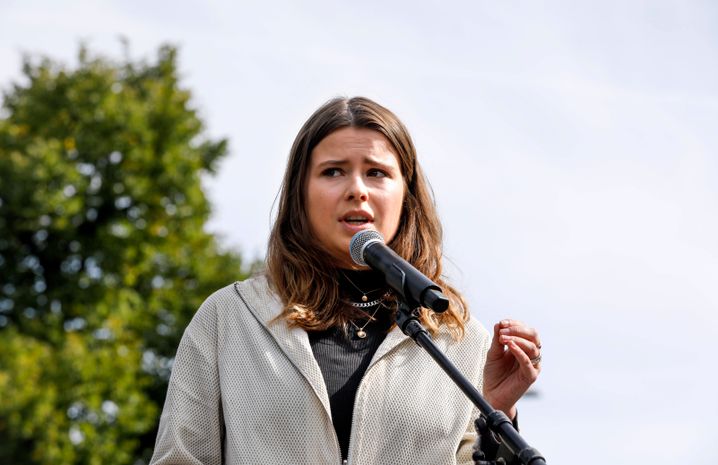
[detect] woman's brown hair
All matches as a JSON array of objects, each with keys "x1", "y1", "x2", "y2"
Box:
[{"x1": 266, "y1": 96, "x2": 469, "y2": 338}]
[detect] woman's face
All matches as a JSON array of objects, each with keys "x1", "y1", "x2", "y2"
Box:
[{"x1": 305, "y1": 127, "x2": 405, "y2": 269}]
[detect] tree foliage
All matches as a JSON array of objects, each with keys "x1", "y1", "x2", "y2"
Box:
[{"x1": 0, "y1": 44, "x2": 249, "y2": 464}]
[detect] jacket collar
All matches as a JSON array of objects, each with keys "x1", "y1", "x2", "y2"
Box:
[{"x1": 234, "y1": 275, "x2": 410, "y2": 417}]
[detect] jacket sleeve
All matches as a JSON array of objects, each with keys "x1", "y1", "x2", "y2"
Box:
[{"x1": 150, "y1": 299, "x2": 224, "y2": 465}]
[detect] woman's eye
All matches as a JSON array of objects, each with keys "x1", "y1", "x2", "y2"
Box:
[
  {"x1": 321, "y1": 168, "x2": 343, "y2": 177},
  {"x1": 368, "y1": 168, "x2": 387, "y2": 178}
]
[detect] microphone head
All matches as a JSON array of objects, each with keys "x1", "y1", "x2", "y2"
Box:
[{"x1": 349, "y1": 230, "x2": 384, "y2": 266}]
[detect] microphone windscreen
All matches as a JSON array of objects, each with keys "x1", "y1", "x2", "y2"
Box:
[{"x1": 349, "y1": 230, "x2": 384, "y2": 266}]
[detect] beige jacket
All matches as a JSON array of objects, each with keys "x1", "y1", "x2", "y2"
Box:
[{"x1": 150, "y1": 275, "x2": 491, "y2": 465}]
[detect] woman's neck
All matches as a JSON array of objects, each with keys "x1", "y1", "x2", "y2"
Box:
[{"x1": 337, "y1": 269, "x2": 387, "y2": 303}]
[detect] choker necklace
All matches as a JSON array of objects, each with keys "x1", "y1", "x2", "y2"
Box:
[
  {"x1": 346, "y1": 291, "x2": 391, "y2": 308},
  {"x1": 342, "y1": 272, "x2": 383, "y2": 302},
  {"x1": 349, "y1": 304, "x2": 383, "y2": 339}
]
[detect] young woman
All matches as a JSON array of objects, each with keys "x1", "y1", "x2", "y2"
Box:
[{"x1": 150, "y1": 97, "x2": 542, "y2": 465}]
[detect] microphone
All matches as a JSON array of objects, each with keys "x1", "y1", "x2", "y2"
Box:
[{"x1": 349, "y1": 230, "x2": 449, "y2": 312}]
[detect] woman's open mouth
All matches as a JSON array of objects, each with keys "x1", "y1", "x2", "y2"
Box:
[{"x1": 344, "y1": 216, "x2": 370, "y2": 225}]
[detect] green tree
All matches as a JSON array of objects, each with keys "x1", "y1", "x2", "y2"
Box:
[{"x1": 0, "y1": 45, "x2": 250, "y2": 464}]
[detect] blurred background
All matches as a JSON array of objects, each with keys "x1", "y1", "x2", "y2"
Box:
[{"x1": 1, "y1": 1, "x2": 716, "y2": 464}]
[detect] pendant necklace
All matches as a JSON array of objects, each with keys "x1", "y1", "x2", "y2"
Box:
[
  {"x1": 349, "y1": 303, "x2": 383, "y2": 339},
  {"x1": 342, "y1": 272, "x2": 383, "y2": 303}
]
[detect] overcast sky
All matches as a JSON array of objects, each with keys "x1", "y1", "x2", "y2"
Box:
[{"x1": 2, "y1": 1, "x2": 717, "y2": 463}]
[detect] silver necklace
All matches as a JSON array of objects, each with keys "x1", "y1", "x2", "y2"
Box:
[
  {"x1": 342, "y1": 272, "x2": 383, "y2": 302},
  {"x1": 347, "y1": 292, "x2": 391, "y2": 308},
  {"x1": 349, "y1": 303, "x2": 383, "y2": 339}
]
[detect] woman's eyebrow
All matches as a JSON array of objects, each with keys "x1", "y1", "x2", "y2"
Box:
[
  {"x1": 314, "y1": 157, "x2": 397, "y2": 171},
  {"x1": 368, "y1": 159, "x2": 392, "y2": 168},
  {"x1": 314, "y1": 159, "x2": 348, "y2": 169},
  {"x1": 364, "y1": 157, "x2": 398, "y2": 171}
]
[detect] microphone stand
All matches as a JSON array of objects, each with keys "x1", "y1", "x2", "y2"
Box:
[{"x1": 395, "y1": 299, "x2": 546, "y2": 465}]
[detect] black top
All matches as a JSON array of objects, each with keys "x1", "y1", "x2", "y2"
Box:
[
  {"x1": 308, "y1": 270, "x2": 517, "y2": 463},
  {"x1": 308, "y1": 270, "x2": 393, "y2": 461}
]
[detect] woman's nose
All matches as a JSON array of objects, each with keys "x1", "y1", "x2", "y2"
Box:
[{"x1": 345, "y1": 175, "x2": 369, "y2": 201}]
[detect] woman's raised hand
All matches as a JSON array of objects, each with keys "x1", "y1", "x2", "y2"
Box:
[{"x1": 482, "y1": 319, "x2": 542, "y2": 420}]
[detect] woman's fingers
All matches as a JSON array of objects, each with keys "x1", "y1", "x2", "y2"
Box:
[
  {"x1": 507, "y1": 340, "x2": 541, "y2": 381},
  {"x1": 498, "y1": 319, "x2": 541, "y2": 348},
  {"x1": 497, "y1": 318, "x2": 542, "y2": 367},
  {"x1": 498, "y1": 333, "x2": 541, "y2": 359},
  {"x1": 487, "y1": 321, "x2": 510, "y2": 361}
]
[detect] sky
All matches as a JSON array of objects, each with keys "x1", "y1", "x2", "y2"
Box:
[{"x1": 2, "y1": 1, "x2": 717, "y2": 463}]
